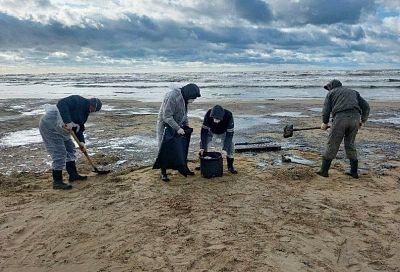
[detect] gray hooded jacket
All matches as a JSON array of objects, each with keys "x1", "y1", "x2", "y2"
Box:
[
  {"x1": 156, "y1": 88, "x2": 188, "y2": 147},
  {"x1": 322, "y1": 80, "x2": 370, "y2": 124},
  {"x1": 156, "y1": 84, "x2": 200, "y2": 147}
]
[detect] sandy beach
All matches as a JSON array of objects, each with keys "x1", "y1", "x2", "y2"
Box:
[{"x1": 0, "y1": 99, "x2": 400, "y2": 271}]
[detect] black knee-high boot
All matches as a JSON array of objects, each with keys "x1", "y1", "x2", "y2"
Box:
[
  {"x1": 52, "y1": 170, "x2": 72, "y2": 190},
  {"x1": 227, "y1": 157, "x2": 238, "y2": 174},
  {"x1": 316, "y1": 159, "x2": 332, "y2": 177},
  {"x1": 346, "y1": 159, "x2": 359, "y2": 179},
  {"x1": 66, "y1": 161, "x2": 87, "y2": 182}
]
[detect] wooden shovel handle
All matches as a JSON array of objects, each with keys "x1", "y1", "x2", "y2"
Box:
[
  {"x1": 70, "y1": 130, "x2": 98, "y2": 171},
  {"x1": 293, "y1": 126, "x2": 322, "y2": 131}
]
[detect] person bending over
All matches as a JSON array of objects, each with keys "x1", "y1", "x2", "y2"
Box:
[
  {"x1": 39, "y1": 95, "x2": 102, "y2": 190},
  {"x1": 200, "y1": 105, "x2": 237, "y2": 174}
]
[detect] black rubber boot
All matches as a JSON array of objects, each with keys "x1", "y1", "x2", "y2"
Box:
[
  {"x1": 161, "y1": 168, "x2": 170, "y2": 182},
  {"x1": 52, "y1": 170, "x2": 72, "y2": 190},
  {"x1": 227, "y1": 157, "x2": 238, "y2": 174},
  {"x1": 177, "y1": 166, "x2": 188, "y2": 177},
  {"x1": 346, "y1": 159, "x2": 359, "y2": 179},
  {"x1": 316, "y1": 159, "x2": 332, "y2": 177},
  {"x1": 66, "y1": 161, "x2": 87, "y2": 182}
]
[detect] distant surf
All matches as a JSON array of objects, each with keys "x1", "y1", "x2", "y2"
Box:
[{"x1": 0, "y1": 69, "x2": 399, "y2": 101}]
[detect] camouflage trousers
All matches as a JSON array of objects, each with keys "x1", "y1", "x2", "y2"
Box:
[{"x1": 323, "y1": 111, "x2": 361, "y2": 161}]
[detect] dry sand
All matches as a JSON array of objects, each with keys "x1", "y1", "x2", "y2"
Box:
[{"x1": 0, "y1": 100, "x2": 400, "y2": 271}]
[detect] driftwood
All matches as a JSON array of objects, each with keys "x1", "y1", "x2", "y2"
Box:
[{"x1": 235, "y1": 143, "x2": 281, "y2": 152}]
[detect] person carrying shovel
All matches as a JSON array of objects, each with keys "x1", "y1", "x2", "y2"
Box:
[
  {"x1": 39, "y1": 95, "x2": 102, "y2": 190},
  {"x1": 199, "y1": 105, "x2": 237, "y2": 174},
  {"x1": 317, "y1": 79, "x2": 370, "y2": 178}
]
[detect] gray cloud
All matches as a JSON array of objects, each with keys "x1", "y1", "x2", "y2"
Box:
[
  {"x1": 0, "y1": 0, "x2": 399, "y2": 68},
  {"x1": 330, "y1": 24, "x2": 366, "y2": 41},
  {"x1": 233, "y1": 0, "x2": 273, "y2": 24},
  {"x1": 271, "y1": 0, "x2": 376, "y2": 26}
]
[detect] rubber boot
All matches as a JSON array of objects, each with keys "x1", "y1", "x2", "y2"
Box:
[
  {"x1": 161, "y1": 168, "x2": 170, "y2": 182},
  {"x1": 66, "y1": 161, "x2": 87, "y2": 182},
  {"x1": 227, "y1": 157, "x2": 238, "y2": 174},
  {"x1": 177, "y1": 166, "x2": 188, "y2": 178},
  {"x1": 185, "y1": 165, "x2": 195, "y2": 176},
  {"x1": 316, "y1": 159, "x2": 332, "y2": 177},
  {"x1": 52, "y1": 170, "x2": 72, "y2": 190},
  {"x1": 346, "y1": 159, "x2": 359, "y2": 179}
]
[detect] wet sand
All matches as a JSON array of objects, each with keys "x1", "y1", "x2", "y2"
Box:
[{"x1": 0, "y1": 99, "x2": 400, "y2": 271}]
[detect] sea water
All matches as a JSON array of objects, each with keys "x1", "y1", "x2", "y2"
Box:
[{"x1": 0, "y1": 69, "x2": 399, "y2": 102}]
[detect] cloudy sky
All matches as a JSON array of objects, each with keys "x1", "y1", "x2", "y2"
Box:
[{"x1": 0, "y1": 0, "x2": 399, "y2": 72}]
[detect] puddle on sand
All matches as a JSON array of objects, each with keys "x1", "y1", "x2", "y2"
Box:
[
  {"x1": 307, "y1": 107, "x2": 322, "y2": 112},
  {"x1": 188, "y1": 109, "x2": 207, "y2": 120},
  {"x1": 0, "y1": 128, "x2": 42, "y2": 148},
  {"x1": 96, "y1": 135, "x2": 158, "y2": 150},
  {"x1": 22, "y1": 108, "x2": 45, "y2": 116},
  {"x1": 235, "y1": 115, "x2": 280, "y2": 131},
  {"x1": 369, "y1": 117, "x2": 400, "y2": 125},
  {"x1": 270, "y1": 112, "x2": 310, "y2": 118}
]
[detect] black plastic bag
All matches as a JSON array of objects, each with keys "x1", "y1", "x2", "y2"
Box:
[{"x1": 153, "y1": 125, "x2": 193, "y2": 176}]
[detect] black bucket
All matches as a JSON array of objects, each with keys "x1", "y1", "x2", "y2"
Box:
[{"x1": 200, "y1": 152, "x2": 223, "y2": 178}]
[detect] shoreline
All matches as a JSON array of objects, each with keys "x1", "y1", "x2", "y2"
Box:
[{"x1": 1, "y1": 98, "x2": 399, "y2": 175}]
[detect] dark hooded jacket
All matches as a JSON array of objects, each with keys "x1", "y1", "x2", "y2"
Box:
[
  {"x1": 181, "y1": 83, "x2": 201, "y2": 101},
  {"x1": 200, "y1": 106, "x2": 234, "y2": 151},
  {"x1": 322, "y1": 80, "x2": 370, "y2": 124},
  {"x1": 57, "y1": 95, "x2": 91, "y2": 142}
]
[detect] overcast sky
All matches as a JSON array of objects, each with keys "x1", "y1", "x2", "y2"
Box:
[{"x1": 0, "y1": 0, "x2": 399, "y2": 72}]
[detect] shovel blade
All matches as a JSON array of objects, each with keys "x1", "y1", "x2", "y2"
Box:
[
  {"x1": 93, "y1": 167, "x2": 111, "y2": 175},
  {"x1": 283, "y1": 124, "x2": 294, "y2": 138}
]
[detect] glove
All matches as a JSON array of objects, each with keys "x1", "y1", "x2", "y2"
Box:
[
  {"x1": 79, "y1": 142, "x2": 87, "y2": 153},
  {"x1": 64, "y1": 122, "x2": 79, "y2": 133},
  {"x1": 177, "y1": 128, "x2": 185, "y2": 135},
  {"x1": 64, "y1": 122, "x2": 74, "y2": 132},
  {"x1": 320, "y1": 123, "x2": 329, "y2": 130},
  {"x1": 199, "y1": 149, "x2": 205, "y2": 156},
  {"x1": 72, "y1": 125, "x2": 81, "y2": 133}
]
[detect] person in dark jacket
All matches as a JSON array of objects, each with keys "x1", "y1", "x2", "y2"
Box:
[
  {"x1": 156, "y1": 84, "x2": 201, "y2": 182},
  {"x1": 39, "y1": 95, "x2": 102, "y2": 190},
  {"x1": 199, "y1": 105, "x2": 237, "y2": 174},
  {"x1": 317, "y1": 79, "x2": 370, "y2": 178}
]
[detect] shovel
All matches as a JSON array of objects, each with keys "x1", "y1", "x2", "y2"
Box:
[
  {"x1": 70, "y1": 131, "x2": 110, "y2": 174},
  {"x1": 283, "y1": 124, "x2": 330, "y2": 138}
]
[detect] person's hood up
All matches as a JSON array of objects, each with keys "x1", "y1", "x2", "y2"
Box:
[
  {"x1": 210, "y1": 105, "x2": 225, "y2": 120},
  {"x1": 181, "y1": 83, "x2": 201, "y2": 101},
  {"x1": 324, "y1": 79, "x2": 342, "y2": 91},
  {"x1": 89, "y1": 98, "x2": 102, "y2": 111}
]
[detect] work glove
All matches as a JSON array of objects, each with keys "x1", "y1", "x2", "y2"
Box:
[
  {"x1": 64, "y1": 122, "x2": 73, "y2": 132},
  {"x1": 320, "y1": 123, "x2": 329, "y2": 130},
  {"x1": 64, "y1": 122, "x2": 79, "y2": 133},
  {"x1": 177, "y1": 128, "x2": 185, "y2": 135},
  {"x1": 79, "y1": 142, "x2": 87, "y2": 153}
]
